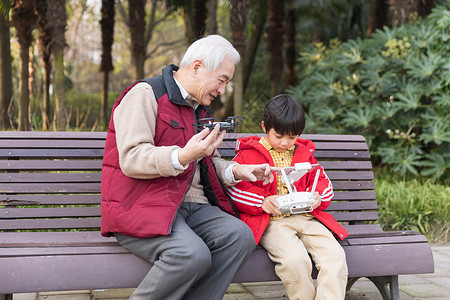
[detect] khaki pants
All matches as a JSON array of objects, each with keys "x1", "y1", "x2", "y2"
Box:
[{"x1": 260, "y1": 214, "x2": 348, "y2": 300}]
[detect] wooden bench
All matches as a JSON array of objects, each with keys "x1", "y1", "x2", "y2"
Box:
[{"x1": 0, "y1": 131, "x2": 434, "y2": 300}]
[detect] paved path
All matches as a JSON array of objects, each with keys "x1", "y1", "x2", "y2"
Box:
[{"x1": 13, "y1": 244, "x2": 450, "y2": 300}]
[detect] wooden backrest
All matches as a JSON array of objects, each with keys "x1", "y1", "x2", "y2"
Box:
[{"x1": 0, "y1": 131, "x2": 378, "y2": 233}]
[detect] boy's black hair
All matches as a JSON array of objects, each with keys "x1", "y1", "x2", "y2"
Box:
[{"x1": 262, "y1": 94, "x2": 305, "y2": 136}]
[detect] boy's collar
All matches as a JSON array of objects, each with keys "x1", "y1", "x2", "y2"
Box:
[{"x1": 259, "y1": 137, "x2": 295, "y2": 152}]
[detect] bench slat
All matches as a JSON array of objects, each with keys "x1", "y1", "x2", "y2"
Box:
[
  {"x1": 0, "y1": 218, "x2": 101, "y2": 230},
  {"x1": 0, "y1": 231, "x2": 111, "y2": 245},
  {"x1": 219, "y1": 140, "x2": 369, "y2": 151},
  {"x1": 225, "y1": 133, "x2": 367, "y2": 142},
  {"x1": 332, "y1": 191, "x2": 376, "y2": 200},
  {"x1": 0, "y1": 182, "x2": 101, "y2": 194},
  {"x1": 0, "y1": 160, "x2": 374, "y2": 171},
  {"x1": 327, "y1": 171, "x2": 374, "y2": 180},
  {"x1": 329, "y1": 211, "x2": 379, "y2": 222},
  {"x1": 0, "y1": 202, "x2": 378, "y2": 220},
  {"x1": 319, "y1": 160, "x2": 373, "y2": 170},
  {"x1": 0, "y1": 192, "x2": 377, "y2": 207},
  {"x1": 0, "y1": 172, "x2": 373, "y2": 183},
  {"x1": 0, "y1": 139, "x2": 106, "y2": 149},
  {"x1": 326, "y1": 201, "x2": 378, "y2": 211},
  {"x1": 219, "y1": 149, "x2": 370, "y2": 160},
  {"x1": 0, "y1": 160, "x2": 103, "y2": 170},
  {"x1": 0, "y1": 173, "x2": 101, "y2": 183},
  {"x1": 0, "y1": 245, "x2": 129, "y2": 257},
  {"x1": 0, "y1": 149, "x2": 104, "y2": 158},
  {"x1": 0, "y1": 195, "x2": 101, "y2": 206},
  {"x1": 313, "y1": 150, "x2": 370, "y2": 159},
  {"x1": 0, "y1": 179, "x2": 375, "y2": 193},
  {"x1": 0, "y1": 191, "x2": 376, "y2": 210},
  {"x1": 346, "y1": 233, "x2": 429, "y2": 246},
  {"x1": 330, "y1": 181, "x2": 375, "y2": 190},
  {"x1": 343, "y1": 224, "x2": 383, "y2": 235},
  {"x1": 0, "y1": 131, "x2": 107, "y2": 139},
  {"x1": 0, "y1": 207, "x2": 100, "y2": 219}
]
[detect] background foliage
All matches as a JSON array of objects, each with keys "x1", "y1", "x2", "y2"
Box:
[
  {"x1": 374, "y1": 166, "x2": 449, "y2": 243},
  {"x1": 288, "y1": 3, "x2": 450, "y2": 182}
]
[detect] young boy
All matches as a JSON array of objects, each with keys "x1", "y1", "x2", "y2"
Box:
[{"x1": 227, "y1": 94, "x2": 349, "y2": 300}]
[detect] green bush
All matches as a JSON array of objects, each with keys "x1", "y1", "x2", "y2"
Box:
[
  {"x1": 288, "y1": 3, "x2": 450, "y2": 183},
  {"x1": 374, "y1": 167, "x2": 450, "y2": 243}
]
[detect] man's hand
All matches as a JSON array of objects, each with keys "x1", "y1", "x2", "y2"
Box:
[
  {"x1": 178, "y1": 124, "x2": 226, "y2": 166},
  {"x1": 232, "y1": 163, "x2": 274, "y2": 185},
  {"x1": 262, "y1": 195, "x2": 281, "y2": 216}
]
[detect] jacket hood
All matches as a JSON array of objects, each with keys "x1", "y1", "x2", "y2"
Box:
[{"x1": 236, "y1": 135, "x2": 316, "y2": 157}]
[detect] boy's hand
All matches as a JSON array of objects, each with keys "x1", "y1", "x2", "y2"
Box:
[
  {"x1": 232, "y1": 163, "x2": 274, "y2": 185},
  {"x1": 262, "y1": 195, "x2": 281, "y2": 216},
  {"x1": 312, "y1": 192, "x2": 321, "y2": 210}
]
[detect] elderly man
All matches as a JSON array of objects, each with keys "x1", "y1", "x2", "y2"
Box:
[{"x1": 101, "y1": 35, "x2": 273, "y2": 300}]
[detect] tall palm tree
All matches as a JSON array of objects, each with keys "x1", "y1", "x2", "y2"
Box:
[
  {"x1": 11, "y1": 0, "x2": 37, "y2": 130},
  {"x1": 46, "y1": 0, "x2": 67, "y2": 130},
  {"x1": 36, "y1": 0, "x2": 51, "y2": 130},
  {"x1": 0, "y1": 5, "x2": 12, "y2": 130},
  {"x1": 99, "y1": 0, "x2": 115, "y2": 130}
]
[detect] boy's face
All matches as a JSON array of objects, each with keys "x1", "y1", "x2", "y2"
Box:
[{"x1": 262, "y1": 122, "x2": 298, "y2": 153}]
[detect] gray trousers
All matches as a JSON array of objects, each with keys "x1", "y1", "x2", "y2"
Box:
[{"x1": 115, "y1": 202, "x2": 255, "y2": 300}]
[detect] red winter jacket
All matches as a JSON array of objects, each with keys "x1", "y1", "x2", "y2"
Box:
[
  {"x1": 101, "y1": 65, "x2": 238, "y2": 238},
  {"x1": 226, "y1": 136, "x2": 348, "y2": 244}
]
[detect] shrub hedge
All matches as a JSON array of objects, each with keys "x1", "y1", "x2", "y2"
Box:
[{"x1": 288, "y1": 2, "x2": 449, "y2": 183}]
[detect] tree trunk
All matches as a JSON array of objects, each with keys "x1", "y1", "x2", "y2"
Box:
[
  {"x1": 18, "y1": 37, "x2": 30, "y2": 130},
  {"x1": 100, "y1": 0, "x2": 115, "y2": 130},
  {"x1": 42, "y1": 63, "x2": 51, "y2": 130},
  {"x1": 285, "y1": 7, "x2": 297, "y2": 88},
  {"x1": 416, "y1": 0, "x2": 435, "y2": 18},
  {"x1": 182, "y1": 0, "x2": 208, "y2": 44},
  {"x1": 101, "y1": 71, "x2": 109, "y2": 129},
  {"x1": 389, "y1": 0, "x2": 436, "y2": 26},
  {"x1": 36, "y1": 0, "x2": 51, "y2": 130},
  {"x1": 129, "y1": 0, "x2": 146, "y2": 80},
  {"x1": 0, "y1": 12, "x2": 12, "y2": 129},
  {"x1": 46, "y1": 0, "x2": 67, "y2": 131},
  {"x1": 367, "y1": 0, "x2": 390, "y2": 35},
  {"x1": 206, "y1": 0, "x2": 217, "y2": 34},
  {"x1": 267, "y1": 0, "x2": 285, "y2": 97},
  {"x1": 12, "y1": 1, "x2": 37, "y2": 130},
  {"x1": 53, "y1": 44, "x2": 66, "y2": 131},
  {"x1": 243, "y1": 2, "x2": 267, "y2": 93},
  {"x1": 230, "y1": 0, "x2": 247, "y2": 118}
]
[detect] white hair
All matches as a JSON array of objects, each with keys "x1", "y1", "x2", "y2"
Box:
[{"x1": 179, "y1": 35, "x2": 240, "y2": 72}]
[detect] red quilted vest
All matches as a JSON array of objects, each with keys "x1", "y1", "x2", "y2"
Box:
[{"x1": 101, "y1": 65, "x2": 238, "y2": 238}]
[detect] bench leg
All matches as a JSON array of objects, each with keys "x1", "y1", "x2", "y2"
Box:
[
  {"x1": 367, "y1": 275, "x2": 399, "y2": 300},
  {"x1": 0, "y1": 294, "x2": 13, "y2": 300},
  {"x1": 346, "y1": 277, "x2": 360, "y2": 290}
]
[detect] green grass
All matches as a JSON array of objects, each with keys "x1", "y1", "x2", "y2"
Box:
[{"x1": 374, "y1": 166, "x2": 450, "y2": 243}]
